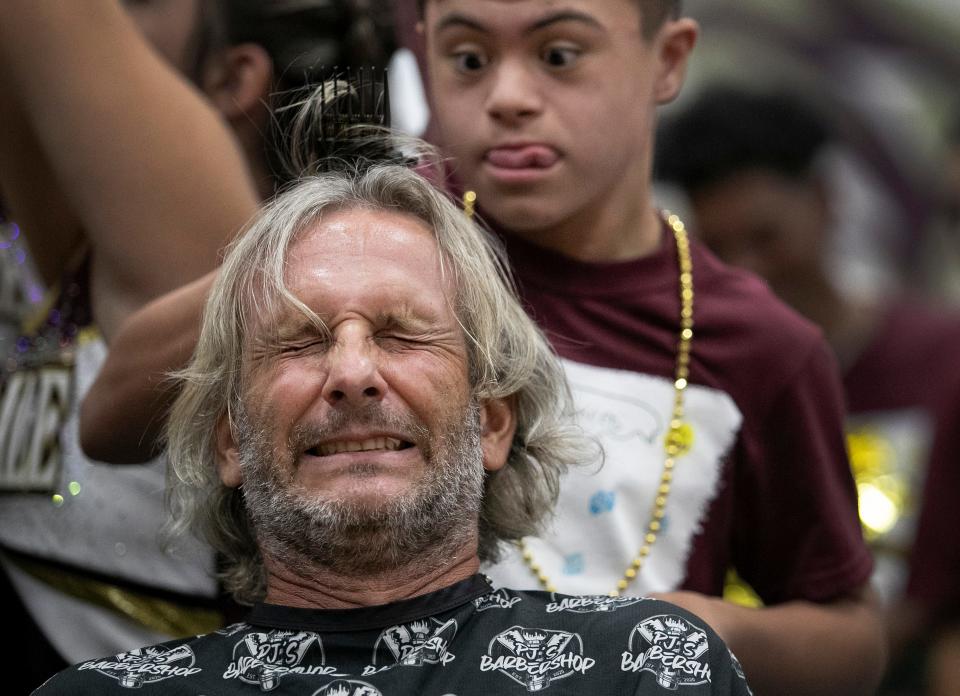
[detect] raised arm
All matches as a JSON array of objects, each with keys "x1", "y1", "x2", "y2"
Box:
[
  {"x1": 80, "y1": 272, "x2": 215, "y2": 463},
  {"x1": 0, "y1": 83, "x2": 85, "y2": 286},
  {"x1": 0, "y1": 0, "x2": 259, "y2": 339}
]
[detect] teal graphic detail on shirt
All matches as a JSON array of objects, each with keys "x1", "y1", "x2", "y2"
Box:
[
  {"x1": 562, "y1": 554, "x2": 584, "y2": 576},
  {"x1": 588, "y1": 490, "x2": 615, "y2": 515}
]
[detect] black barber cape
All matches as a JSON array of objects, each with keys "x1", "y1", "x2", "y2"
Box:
[{"x1": 34, "y1": 575, "x2": 753, "y2": 695}]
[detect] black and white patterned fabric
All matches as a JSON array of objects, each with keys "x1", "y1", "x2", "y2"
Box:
[{"x1": 34, "y1": 575, "x2": 753, "y2": 695}]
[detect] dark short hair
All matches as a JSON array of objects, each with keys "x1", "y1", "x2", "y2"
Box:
[
  {"x1": 656, "y1": 86, "x2": 830, "y2": 194},
  {"x1": 200, "y1": 1, "x2": 396, "y2": 188},
  {"x1": 638, "y1": 0, "x2": 683, "y2": 37},
  {"x1": 212, "y1": 0, "x2": 395, "y2": 91},
  {"x1": 418, "y1": 0, "x2": 682, "y2": 38}
]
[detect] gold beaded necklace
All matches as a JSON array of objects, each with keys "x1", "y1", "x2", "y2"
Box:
[{"x1": 461, "y1": 195, "x2": 694, "y2": 597}]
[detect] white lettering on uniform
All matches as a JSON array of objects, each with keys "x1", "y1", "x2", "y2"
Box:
[{"x1": 0, "y1": 367, "x2": 68, "y2": 490}]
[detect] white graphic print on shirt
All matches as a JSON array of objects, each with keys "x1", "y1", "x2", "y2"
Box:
[
  {"x1": 486, "y1": 358, "x2": 742, "y2": 594},
  {"x1": 621, "y1": 614, "x2": 711, "y2": 688},
  {"x1": 215, "y1": 622, "x2": 251, "y2": 637},
  {"x1": 223, "y1": 630, "x2": 336, "y2": 690},
  {"x1": 366, "y1": 618, "x2": 457, "y2": 674},
  {"x1": 311, "y1": 679, "x2": 383, "y2": 696},
  {"x1": 480, "y1": 626, "x2": 595, "y2": 691},
  {"x1": 474, "y1": 589, "x2": 522, "y2": 612},
  {"x1": 79, "y1": 645, "x2": 200, "y2": 688},
  {"x1": 545, "y1": 594, "x2": 647, "y2": 614}
]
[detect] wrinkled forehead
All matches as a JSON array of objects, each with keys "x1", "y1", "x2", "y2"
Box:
[
  {"x1": 284, "y1": 207, "x2": 453, "y2": 287},
  {"x1": 245, "y1": 207, "x2": 460, "y2": 341}
]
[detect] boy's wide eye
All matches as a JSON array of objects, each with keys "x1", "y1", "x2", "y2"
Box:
[
  {"x1": 542, "y1": 45, "x2": 580, "y2": 68},
  {"x1": 452, "y1": 49, "x2": 489, "y2": 73}
]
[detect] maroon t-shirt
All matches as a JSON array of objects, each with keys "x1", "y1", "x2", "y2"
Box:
[
  {"x1": 844, "y1": 302, "x2": 960, "y2": 414},
  {"x1": 909, "y1": 383, "x2": 960, "y2": 620},
  {"x1": 845, "y1": 303, "x2": 960, "y2": 616},
  {"x1": 486, "y1": 227, "x2": 872, "y2": 604}
]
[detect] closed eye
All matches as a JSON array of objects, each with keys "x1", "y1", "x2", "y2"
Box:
[
  {"x1": 280, "y1": 338, "x2": 330, "y2": 355},
  {"x1": 374, "y1": 333, "x2": 426, "y2": 350}
]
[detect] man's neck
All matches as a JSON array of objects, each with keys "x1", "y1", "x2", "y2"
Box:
[
  {"x1": 508, "y1": 193, "x2": 663, "y2": 263},
  {"x1": 262, "y1": 547, "x2": 481, "y2": 609}
]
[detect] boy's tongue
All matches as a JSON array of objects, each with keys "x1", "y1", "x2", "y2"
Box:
[{"x1": 486, "y1": 145, "x2": 558, "y2": 169}]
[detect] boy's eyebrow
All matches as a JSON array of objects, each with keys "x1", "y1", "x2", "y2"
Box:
[
  {"x1": 434, "y1": 12, "x2": 489, "y2": 34},
  {"x1": 434, "y1": 10, "x2": 604, "y2": 36},
  {"x1": 527, "y1": 11, "x2": 605, "y2": 34}
]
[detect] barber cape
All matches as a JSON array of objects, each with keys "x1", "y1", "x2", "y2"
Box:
[{"x1": 35, "y1": 575, "x2": 753, "y2": 695}]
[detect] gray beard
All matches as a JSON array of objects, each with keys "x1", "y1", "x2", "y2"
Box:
[{"x1": 234, "y1": 400, "x2": 485, "y2": 577}]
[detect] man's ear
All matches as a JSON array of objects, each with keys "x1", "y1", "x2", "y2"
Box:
[
  {"x1": 200, "y1": 43, "x2": 273, "y2": 123},
  {"x1": 479, "y1": 397, "x2": 516, "y2": 473},
  {"x1": 653, "y1": 18, "x2": 699, "y2": 105},
  {"x1": 215, "y1": 413, "x2": 244, "y2": 488}
]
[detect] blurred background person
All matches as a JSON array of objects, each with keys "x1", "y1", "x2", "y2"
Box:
[
  {"x1": 908, "y1": 381, "x2": 960, "y2": 696},
  {"x1": 650, "y1": 5, "x2": 960, "y2": 692},
  {"x1": 657, "y1": 85, "x2": 960, "y2": 695},
  {"x1": 917, "y1": 108, "x2": 960, "y2": 305},
  {"x1": 0, "y1": 1, "x2": 392, "y2": 693},
  {"x1": 665, "y1": 0, "x2": 960, "y2": 304}
]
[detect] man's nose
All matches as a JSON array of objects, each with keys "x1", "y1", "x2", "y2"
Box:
[
  {"x1": 320, "y1": 335, "x2": 388, "y2": 407},
  {"x1": 485, "y1": 60, "x2": 543, "y2": 125}
]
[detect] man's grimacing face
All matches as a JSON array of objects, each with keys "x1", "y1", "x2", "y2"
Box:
[
  {"x1": 424, "y1": 0, "x2": 676, "y2": 234},
  {"x1": 217, "y1": 208, "x2": 512, "y2": 572}
]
